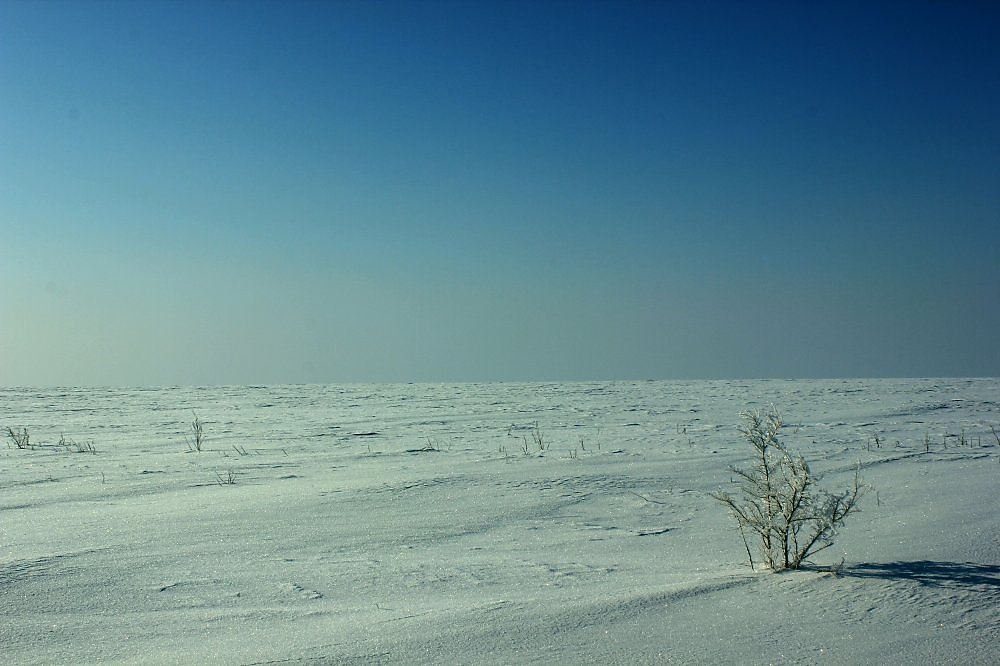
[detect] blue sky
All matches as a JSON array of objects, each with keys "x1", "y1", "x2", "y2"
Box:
[{"x1": 2, "y1": 0, "x2": 999, "y2": 385}]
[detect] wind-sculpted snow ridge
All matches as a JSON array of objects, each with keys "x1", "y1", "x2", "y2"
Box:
[{"x1": 1, "y1": 379, "x2": 998, "y2": 664}]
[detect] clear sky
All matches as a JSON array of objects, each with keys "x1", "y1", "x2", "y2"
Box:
[{"x1": 2, "y1": 0, "x2": 999, "y2": 386}]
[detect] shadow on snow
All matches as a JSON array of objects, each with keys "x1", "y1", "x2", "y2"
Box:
[{"x1": 838, "y1": 560, "x2": 1000, "y2": 589}]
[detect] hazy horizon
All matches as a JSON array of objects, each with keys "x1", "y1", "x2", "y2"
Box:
[
  {"x1": 3, "y1": 375, "x2": 997, "y2": 391},
  {"x1": 3, "y1": 1, "x2": 999, "y2": 386}
]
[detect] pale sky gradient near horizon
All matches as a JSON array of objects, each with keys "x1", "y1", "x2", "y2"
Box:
[{"x1": 2, "y1": 0, "x2": 999, "y2": 386}]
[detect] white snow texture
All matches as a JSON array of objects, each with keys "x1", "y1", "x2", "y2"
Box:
[{"x1": 2, "y1": 379, "x2": 998, "y2": 664}]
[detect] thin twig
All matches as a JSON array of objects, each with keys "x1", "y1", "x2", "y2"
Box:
[{"x1": 629, "y1": 490, "x2": 667, "y2": 505}]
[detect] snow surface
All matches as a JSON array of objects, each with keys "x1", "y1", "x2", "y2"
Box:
[{"x1": 2, "y1": 379, "x2": 998, "y2": 664}]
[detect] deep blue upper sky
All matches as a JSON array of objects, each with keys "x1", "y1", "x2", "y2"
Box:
[{"x1": 2, "y1": 0, "x2": 999, "y2": 385}]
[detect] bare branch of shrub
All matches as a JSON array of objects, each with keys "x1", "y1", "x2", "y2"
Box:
[
  {"x1": 5, "y1": 426, "x2": 31, "y2": 449},
  {"x1": 215, "y1": 470, "x2": 238, "y2": 485},
  {"x1": 186, "y1": 413, "x2": 205, "y2": 452}
]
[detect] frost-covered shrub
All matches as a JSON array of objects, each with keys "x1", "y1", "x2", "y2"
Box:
[{"x1": 712, "y1": 408, "x2": 867, "y2": 572}]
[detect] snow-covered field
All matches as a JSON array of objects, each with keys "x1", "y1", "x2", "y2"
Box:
[{"x1": 2, "y1": 379, "x2": 998, "y2": 664}]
